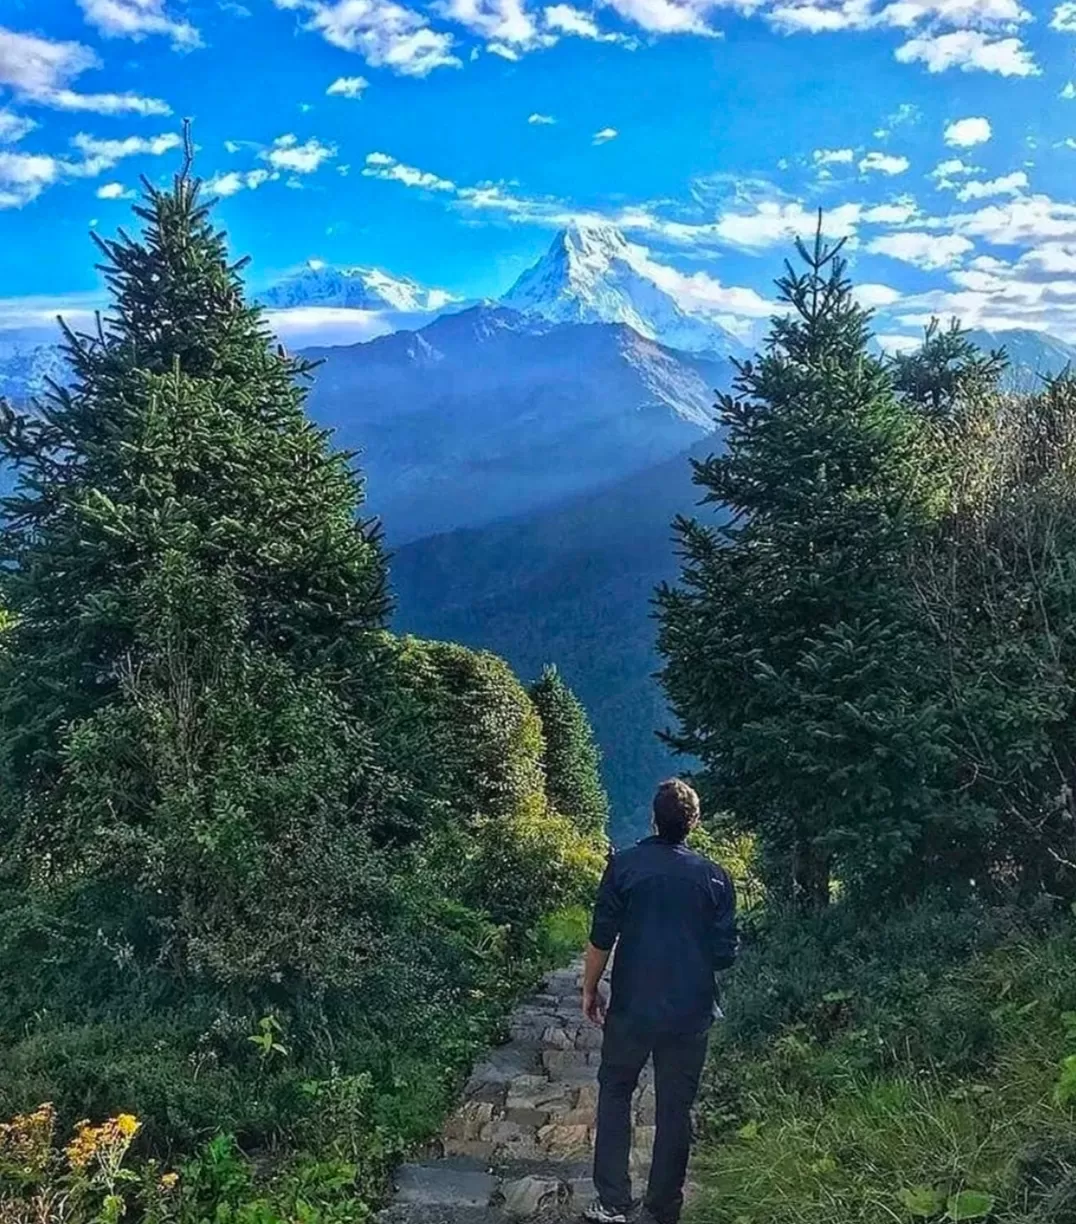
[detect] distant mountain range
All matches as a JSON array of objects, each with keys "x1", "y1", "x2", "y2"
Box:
[
  {"x1": 302, "y1": 304, "x2": 731, "y2": 543},
  {"x1": 966, "y1": 328, "x2": 1076, "y2": 389},
  {"x1": 261, "y1": 261, "x2": 459, "y2": 314},
  {"x1": 0, "y1": 344, "x2": 71, "y2": 403}
]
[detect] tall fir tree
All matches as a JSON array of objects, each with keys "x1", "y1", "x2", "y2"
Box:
[
  {"x1": 529, "y1": 664, "x2": 609, "y2": 839},
  {"x1": 0, "y1": 131, "x2": 387, "y2": 790},
  {"x1": 656, "y1": 222, "x2": 953, "y2": 907}
]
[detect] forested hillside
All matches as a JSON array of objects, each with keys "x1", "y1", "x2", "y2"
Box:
[
  {"x1": 660, "y1": 232, "x2": 1076, "y2": 1224},
  {"x1": 392, "y1": 436, "x2": 721, "y2": 843},
  {"x1": 0, "y1": 156, "x2": 608, "y2": 1222}
]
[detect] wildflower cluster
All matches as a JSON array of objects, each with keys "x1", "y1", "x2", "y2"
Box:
[
  {"x1": 0, "y1": 1105, "x2": 176, "y2": 1224},
  {"x1": 0, "y1": 1103, "x2": 56, "y2": 1181},
  {"x1": 65, "y1": 1114, "x2": 140, "y2": 1177}
]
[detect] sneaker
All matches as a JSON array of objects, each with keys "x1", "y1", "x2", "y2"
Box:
[{"x1": 584, "y1": 1200, "x2": 631, "y2": 1224}]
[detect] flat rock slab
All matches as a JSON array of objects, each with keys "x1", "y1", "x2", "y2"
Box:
[
  {"x1": 499, "y1": 1176, "x2": 566, "y2": 1219},
  {"x1": 395, "y1": 1165, "x2": 498, "y2": 1208}
]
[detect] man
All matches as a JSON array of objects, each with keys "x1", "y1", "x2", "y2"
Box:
[{"x1": 582, "y1": 779, "x2": 738, "y2": 1224}]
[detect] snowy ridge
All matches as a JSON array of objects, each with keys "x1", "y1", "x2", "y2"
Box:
[
  {"x1": 499, "y1": 222, "x2": 747, "y2": 359},
  {"x1": 261, "y1": 261, "x2": 458, "y2": 312}
]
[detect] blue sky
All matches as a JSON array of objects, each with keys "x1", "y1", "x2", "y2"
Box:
[{"x1": 5, "y1": 0, "x2": 1076, "y2": 347}]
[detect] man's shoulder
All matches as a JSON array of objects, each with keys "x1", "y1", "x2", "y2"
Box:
[{"x1": 679, "y1": 845, "x2": 735, "y2": 892}]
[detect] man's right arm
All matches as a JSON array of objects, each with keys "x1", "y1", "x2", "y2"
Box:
[{"x1": 584, "y1": 853, "x2": 622, "y2": 1025}]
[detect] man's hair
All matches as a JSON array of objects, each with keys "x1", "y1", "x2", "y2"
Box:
[{"x1": 653, "y1": 778, "x2": 700, "y2": 844}]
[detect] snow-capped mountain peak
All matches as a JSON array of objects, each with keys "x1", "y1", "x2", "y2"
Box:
[
  {"x1": 499, "y1": 222, "x2": 747, "y2": 358},
  {"x1": 261, "y1": 262, "x2": 458, "y2": 313}
]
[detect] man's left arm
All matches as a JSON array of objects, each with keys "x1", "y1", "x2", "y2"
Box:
[{"x1": 712, "y1": 870, "x2": 739, "y2": 971}]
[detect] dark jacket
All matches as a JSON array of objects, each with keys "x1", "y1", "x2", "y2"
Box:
[{"x1": 590, "y1": 835, "x2": 738, "y2": 1035}]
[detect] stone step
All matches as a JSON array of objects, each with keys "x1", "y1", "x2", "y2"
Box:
[{"x1": 394, "y1": 1163, "x2": 499, "y2": 1208}]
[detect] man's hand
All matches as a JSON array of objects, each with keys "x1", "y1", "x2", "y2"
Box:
[
  {"x1": 583, "y1": 982, "x2": 607, "y2": 1027},
  {"x1": 582, "y1": 941, "x2": 612, "y2": 1026}
]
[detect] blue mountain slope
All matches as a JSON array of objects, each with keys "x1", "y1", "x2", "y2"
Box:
[{"x1": 392, "y1": 436, "x2": 725, "y2": 843}]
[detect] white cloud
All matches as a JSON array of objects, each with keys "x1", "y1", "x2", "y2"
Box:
[
  {"x1": 932, "y1": 157, "x2": 976, "y2": 183},
  {"x1": 76, "y1": 0, "x2": 201, "y2": 48},
  {"x1": 639, "y1": 255, "x2": 774, "y2": 317},
  {"x1": 895, "y1": 31, "x2": 1038, "y2": 76},
  {"x1": 528, "y1": 112, "x2": 556, "y2": 124},
  {"x1": 859, "y1": 151, "x2": 910, "y2": 175},
  {"x1": 0, "y1": 26, "x2": 171, "y2": 114},
  {"x1": 1063, "y1": 82, "x2": 1076, "y2": 99},
  {"x1": 712, "y1": 200, "x2": 864, "y2": 249},
  {"x1": 944, "y1": 116, "x2": 991, "y2": 148},
  {"x1": 600, "y1": 0, "x2": 721, "y2": 36},
  {"x1": 855, "y1": 282, "x2": 902, "y2": 308},
  {"x1": 874, "y1": 102, "x2": 920, "y2": 141},
  {"x1": 767, "y1": 0, "x2": 1028, "y2": 33},
  {"x1": 68, "y1": 131, "x2": 182, "y2": 176},
  {"x1": 1052, "y1": 2, "x2": 1076, "y2": 31},
  {"x1": 327, "y1": 75, "x2": 369, "y2": 96},
  {"x1": 867, "y1": 230, "x2": 974, "y2": 268},
  {"x1": 438, "y1": 0, "x2": 543, "y2": 44},
  {"x1": 879, "y1": 0, "x2": 1029, "y2": 26},
  {"x1": 262, "y1": 134, "x2": 337, "y2": 173},
  {"x1": 543, "y1": 3, "x2": 633, "y2": 39},
  {"x1": 593, "y1": 127, "x2": 619, "y2": 144},
  {"x1": 0, "y1": 110, "x2": 34, "y2": 143},
  {"x1": 206, "y1": 168, "x2": 273, "y2": 195},
  {"x1": 768, "y1": 1, "x2": 873, "y2": 33},
  {"x1": 0, "y1": 126, "x2": 179, "y2": 207},
  {"x1": 274, "y1": 0, "x2": 461, "y2": 77},
  {"x1": 955, "y1": 171, "x2": 1027, "y2": 202},
  {"x1": 813, "y1": 147, "x2": 855, "y2": 165},
  {"x1": 875, "y1": 332, "x2": 922, "y2": 353},
  {"x1": 95, "y1": 180, "x2": 134, "y2": 199},
  {"x1": 0, "y1": 150, "x2": 61, "y2": 209},
  {"x1": 362, "y1": 150, "x2": 457, "y2": 190},
  {"x1": 864, "y1": 199, "x2": 918, "y2": 224},
  {"x1": 939, "y1": 194, "x2": 1076, "y2": 247}
]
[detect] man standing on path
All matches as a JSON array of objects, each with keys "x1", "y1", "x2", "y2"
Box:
[{"x1": 581, "y1": 779, "x2": 738, "y2": 1224}]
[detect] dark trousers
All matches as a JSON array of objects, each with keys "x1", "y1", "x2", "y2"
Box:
[{"x1": 593, "y1": 1012, "x2": 709, "y2": 1224}]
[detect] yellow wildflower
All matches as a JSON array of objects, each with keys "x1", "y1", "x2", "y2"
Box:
[
  {"x1": 65, "y1": 1121, "x2": 100, "y2": 1171},
  {"x1": 114, "y1": 1114, "x2": 140, "y2": 1139},
  {"x1": 159, "y1": 1172, "x2": 179, "y2": 1191}
]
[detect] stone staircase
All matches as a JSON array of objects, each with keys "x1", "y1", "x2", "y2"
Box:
[{"x1": 378, "y1": 960, "x2": 656, "y2": 1224}]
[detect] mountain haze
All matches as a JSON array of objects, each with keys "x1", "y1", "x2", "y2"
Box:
[
  {"x1": 301, "y1": 304, "x2": 731, "y2": 543},
  {"x1": 392, "y1": 436, "x2": 723, "y2": 842}
]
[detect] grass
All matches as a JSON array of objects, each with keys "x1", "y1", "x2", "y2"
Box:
[{"x1": 688, "y1": 911, "x2": 1076, "y2": 1224}]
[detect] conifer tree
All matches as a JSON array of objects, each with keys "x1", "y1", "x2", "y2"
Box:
[
  {"x1": 530, "y1": 664, "x2": 609, "y2": 838},
  {"x1": 890, "y1": 317, "x2": 1008, "y2": 419},
  {"x1": 657, "y1": 222, "x2": 951, "y2": 907},
  {"x1": 0, "y1": 129, "x2": 387, "y2": 788}
]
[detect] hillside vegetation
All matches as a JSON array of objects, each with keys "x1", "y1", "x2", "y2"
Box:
[
  {"x1": 657, "y1": 234, "x2": 1076, "y2": 1223},
  {"x1": 0, "y1": 156, "x2": 607, "y2": 1222}
]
